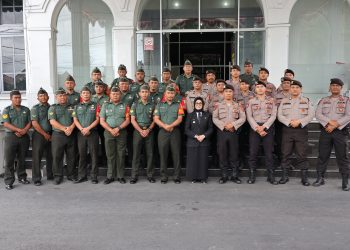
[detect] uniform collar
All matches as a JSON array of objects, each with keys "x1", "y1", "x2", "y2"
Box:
[{"x1": 138, "y1": 99, "x2": 150, "y2": 105}]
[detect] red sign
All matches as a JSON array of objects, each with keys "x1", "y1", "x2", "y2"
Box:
[{"x1": 144, "y1": 37, "x2": 154, "y2": 51}]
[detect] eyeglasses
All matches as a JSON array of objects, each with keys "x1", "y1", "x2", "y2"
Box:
[{"x1": 195, "y1": 102, "x2": 203, "y2": 105}]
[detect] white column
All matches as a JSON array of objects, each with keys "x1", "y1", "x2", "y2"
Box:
[
  {"x1": 265, "y1": 24, "x2": 290, "y2": 85},
  {"x1": 113, "y1": 26, "x2": 135, "y2": 78},
  {"x1": 25, "y1": 27, "x2": 55, "y2": 107}
]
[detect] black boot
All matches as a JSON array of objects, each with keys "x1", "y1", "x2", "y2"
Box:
[
  {"x1": 267, "y1": 169, "x2": 278, "y2": 185},
  {"x1": 301, "y1": 170, "x2": 310, "y2": 186},
  {"x1": 231, "y1": 165, "x2": 242, "y2": 184},
  {"x1": 279, "y1": 168, "x2": 289, "y2": 184},
  {"x1": 342, "y1": 174, "x2": 350, "y2": 191},
  {"x1": 312, "y1": 172, "x2": 325, "y2": 187},
  {"x1": 247, "y1": 170, "x2": 256, "y2": 184}
]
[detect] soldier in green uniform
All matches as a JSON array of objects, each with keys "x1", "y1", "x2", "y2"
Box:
[
  {"x1": 119, "y1": 77, "x2": 136, "y2": 107},
  {"x1": 2, "y1": 90, "x2": 31, "y2": 190},
  {"x1": 176, "y1": 60, "x2": 195, "y2": 96},
  {"x1": 130, "y1": 85, "x2": 156, "y2": 184},
  {"x1": 154, "y1": 86, "x2": 185, "y2": 184},
  {"x1": 111, "y1": 64, "x2": 134, "y2": 88},
  {"x1": 64, "y1": 75, "x2": 80, "y2": 106},
  {"x1": 159, "y1": 67, "x2": 175, "y2": 95},
  {"x1": 73, "y1": 87, "x2": 100, "y2": 184},
  {"x1": 240, "y1": 60, "x2": 259, "y2": 88},
  {"x1": 31, "y1": 88, "x2": 53, "y2": 186},
  {"x1": 48, "y1": 88, "x2": 76, "y2": 185},
  {"x1": 92, "y1": 80, "x2": 109, "y2": 166},
  {"x1": 129, "y1": 68, "x2": 146, "y2": 95},
  {"x1": 148, "y1": 76, "x2": 162, "y2": 104},
  {"x1": 85, "y1": 67, "x2": 108, "y2": 95},
  {"x1": 100, "y1": 87, "x2": 131, "y2": 184}
]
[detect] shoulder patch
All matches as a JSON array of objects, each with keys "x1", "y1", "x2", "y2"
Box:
[{"x1": 2, "y1": 114, "x2": 8, "y2": 119}]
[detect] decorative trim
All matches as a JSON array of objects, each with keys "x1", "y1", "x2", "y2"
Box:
[{"x1": 118, "y1": 0, "x2": 130, "y2": 12}]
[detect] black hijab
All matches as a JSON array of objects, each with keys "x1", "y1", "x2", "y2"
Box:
[{"x1": 193, "y1": 97, "x2": 205, "y2": 113}]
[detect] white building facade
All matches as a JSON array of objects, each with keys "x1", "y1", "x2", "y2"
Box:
[{"x1": 0, "y1": 0, "x2": 350, "y2": 109}]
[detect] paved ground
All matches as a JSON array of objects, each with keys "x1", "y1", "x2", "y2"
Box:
[{"x1": 0, "y1": 176, "x2": 350, "y2": 250}]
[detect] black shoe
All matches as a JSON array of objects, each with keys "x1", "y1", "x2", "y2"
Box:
[
  {"x1": 313, "y1": 178, "x2": 325, "y2": 187},
  {"x1": 342, "y1": 174, "x2": 350, "y2": 191},
  {"x1": 279, "y1": 169, "x2": 289, "y2": 184},
  {"x1": 118, "y1": 178, "x2": 126, "y2": 184},
  {"x1": 104, "y1": 178, "x2": 114, "y2": 185},
  {"x1": 34, "y1": 181, "x2": 42, "y2": 186},
  {"x1": 231, "y1": 176, "x2": 242, "y2": 184},
  {"x1": 147, "y1": 177, "x2": 156, "y2": 183},
  {"x1": 219, "y1": 177, "x2": 228, "y2": 184},
  {"x1": 18, "y1": 178, "x2": 30, "y2": 184},
  {"x1": 191, "y1": 179, "x2": 197, "y2": 183},
  {"x1": 174, "y1": 179, "x2": 181, "y2": 184},
  {"x1": 54, "y1": 177, "x2": 62, "y2": 185},
  {"x1": 91, "y1": 178, "x2": 98, "y2": 184},
  {"x1": 5, "y1": 184, "x2": 13, "y2": 190},
  {"x1": 130, "y1": 178, "x2": 138, "y2": 184},
  {"x1": 67, "y1": 176, "x2": 77, "y2": 182},
  {"x1": 161, "y1": 178, "x2": 168, "y2": 184},
  {"x1": 74, "y1": 177, "x2": 88, "y2": 184},
  {"x1": 247, "y1": 171, "x2": 256, "y2": 184},
  {"x1": 201, "y1": 179, "x2": 207, "y2": 184}
]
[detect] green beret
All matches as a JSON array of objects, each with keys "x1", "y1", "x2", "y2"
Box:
[
  {"x1": 244, "y1": 60, "x2": 253, "y2": 66},
  {"x1": 291, "y1": 80, "x2": 302, "y2": 87},
  {"x1": 184, "y1": 59, "x2": 192, "y2": 66},
  {"x1": 110, "y1": 86, "x2": 121, "y2": 93},
  {"x1": 92, "y1": 67, "x2": 101, "y2": 74},
  {"x1": 55, "y1": 87, "x2": 67, "y2": 95},
  {"x1": 330, "y1": 78, "x2": 344, "y2": 86},
  {"x1": 166, "y1": 86, "x2": 176, "y2": 92},
  {"x1": 118, "y1": 64, "x2": 127, "y2": 70},
  {"x1": 81, "y1": 86, "x2": 91, "y2": 93},
  {"x1": 65, "y1": 74, "x2": 75, "y2": 82},
  {"x1": 140, "y1": 84, "x2": 150, "y2": 91},
  {"x1": 37, "y1": 87, "x2": 47, "y2": 95}
]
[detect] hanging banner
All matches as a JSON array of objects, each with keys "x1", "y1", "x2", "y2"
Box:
[{"x1": 144, "y1": 37, "x2": 154, "y2": 51}]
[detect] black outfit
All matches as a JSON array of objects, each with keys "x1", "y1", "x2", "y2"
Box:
[{"x1": 185, "y1": 111, "x2": 213, "y2": 181}]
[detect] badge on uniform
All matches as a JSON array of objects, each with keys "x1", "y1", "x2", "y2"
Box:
[{"x1": 2, "y1": 114, "x2": 8, "y2": 119}]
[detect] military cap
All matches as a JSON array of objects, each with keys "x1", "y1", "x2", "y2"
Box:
[
  {"x1": 136, "y1": 68, "x2": 145, "y2": 73},
  {"x1": 224, "y1": 84, "x2": 234, "y2": 91},
  {"x1": 284, "y1": 68, "x2": 295, "y2": 76},
  {"x1": 81, "y1": 86, "x2": 91, "y2": 93},
  {"x1": 149, "y1": 76, "x2": 159, "y2": 82},
  {"x1": 110, "y1": 86, "x2": 121, "y2": 93},
  {"x1": 244, "y1": 60, "x2": 253, "y2": 66},
  {"x1": 10, "y1": 89, "x2": 21, "y2": 97},
  {"x1": 184, "y1": 59, "x2": 192, "y2": 66},
  {"x1": 162, "y1": 67, "x2": 171, "y2": 73},
  {"x1": 140, "y1": 84, "x2": 150, "y2": 91},
  {"x1": 281, "y1": 77, "x2": 292, "y2": 82},
  {"x1": 91, "y1": 67, "x2": 101, "y2": 74},
  {"x1": 205, "y1": 69, "x2": 216, "y2": 75},
  {"x1": 290, "y1": 80, "x2": 302, "y2": 88},
  {"x1": 230, "y1": 65, "x2": 241, "y2": 71},
  {"x1": 37, "y1": 87, "x2": 47, "y2": 95},
  {"x1": 256, "y1": 81, "x2": 266, "y2": 87},
  {"x1": 55, "y1": 87, "x2": 67, "y2": 95},
  {"x1": 216, "y1": 79, "x2": 226, "y2": 84},
  {"x1": 259, "y1": 67, "x2": 269, "y2": 74},
  {"x1": 330, "y1": 78, "x2": 344, "y2": 86},
  {"x1": 65, "y1": 74, "x2": 75, "y2": 82},
  {"x1": 165, "y1": 85, "x2": 176, "y2": 92},
  {"x1": 119, "y1": 77, "x2": 129, "y2": 83},
  {"x1": 192, "y1": 76, "x2": 203, "y2": 82},
  {"x1": 94, "y1": 79, "x2": 104, "y2": 86},
  {"x1": 118, "y1": 64, "x2": 127, "y2": 70}
]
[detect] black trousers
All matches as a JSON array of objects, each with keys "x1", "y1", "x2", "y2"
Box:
[
  {"x1": 238, "y1": 122, "x2": 250, "y2": 168},
  {"x1": 51, "y1": 131, "x2": 76, "y2": 178},
  {"x1": 97, "y1": 124, "x2": 106, "y2": 165},
  {"x1": 274, "y1": 120, "x2": 283, "y2": 164},
  {"x1": 32, "y1": 131, "x2": 52, "y2": 182},
  {"x1": 281, "y1": 126, "x2": 309, "y2": 170},
  {"x1": 4, "y1": 133, "x2": 29, "y2": 185},
  {"x1": 77, "y1": 130, "x2": 99, "y2": 179},
  {"x1": 217, "y1": 129, "x2": 239, "y2": 177},
  {"x1": 317, "y1": 128, "x2": 350, "y2": 174},
  {"x1": 248, "y1": 126, "x2": 275, "y2": 171}
]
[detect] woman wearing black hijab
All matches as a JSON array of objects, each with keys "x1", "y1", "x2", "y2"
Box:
[{"x1": 185, "y1": 97, "x2": 213, "y2": 183}]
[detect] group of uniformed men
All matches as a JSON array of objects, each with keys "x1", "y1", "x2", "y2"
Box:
[{"x1": 2, "y1": 60, "x2": 350, "y2": 191}]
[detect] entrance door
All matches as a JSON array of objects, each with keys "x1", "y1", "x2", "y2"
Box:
[{"x1": 163, "y1": 32, "x2": 236, "y2": 81}]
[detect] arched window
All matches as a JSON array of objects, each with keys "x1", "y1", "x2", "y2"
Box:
[
  {"x1": 56, "y1": 0, "x2": 114, "y2": 89},
  {"x1": 289, "y1": 0, "x2": 350, "y2": 97}
]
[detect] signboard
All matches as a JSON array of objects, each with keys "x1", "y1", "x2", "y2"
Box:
[{"x1": 144, "y1": 37, "x2": 154, "y2": 51}]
